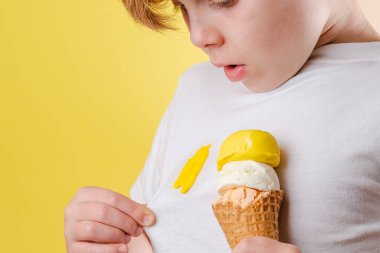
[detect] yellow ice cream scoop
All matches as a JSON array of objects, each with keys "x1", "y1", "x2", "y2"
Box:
[
  {"x1": 173, "y1": 144, "x2": 211, "y2": 194},
  {"x1": 217, "y1": 130, "x2": 280, "y2": 171}
]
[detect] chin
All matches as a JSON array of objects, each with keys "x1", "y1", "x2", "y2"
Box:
[
  {"x1": 244, "y1": 71, "x2": 292, "y2": 92},
  {"x1": 242, "y1": 79, "x2": 281, "y2": 93}
]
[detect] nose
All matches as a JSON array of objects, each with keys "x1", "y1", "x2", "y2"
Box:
[{"x1": 189, "y1": 17, "x2": 223, "y2": 49}]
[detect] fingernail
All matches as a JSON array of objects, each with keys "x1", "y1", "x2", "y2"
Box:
[
  {"x1": 118, "y1": 244, "x2": 128, "y2": 253},
  {"x1": 135, "y1": 226, "x2": 143, "y2": 236},
  {"x1": 125, "y1": 234, "x2": 131, "y2": 243},
  {"x1": 143, "y1": 215, "x2": 154, "y2": 226}
]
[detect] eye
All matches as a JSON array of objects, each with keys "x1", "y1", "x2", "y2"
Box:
[{"x1": 209, "y1": 0, "x2": 237, "y2": 9}]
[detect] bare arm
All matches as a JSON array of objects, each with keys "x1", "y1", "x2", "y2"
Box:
[{"x1": 128, "y1": 230, "x2": 153, "y2": 253}]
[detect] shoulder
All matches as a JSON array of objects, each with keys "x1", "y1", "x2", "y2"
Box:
[
  {"x1": 181, "y1": 61, "x2": 217, "y2": 77},
  {"x1": 178, "y1": 61, "x2": 226, "y2": 86},
  {"x1": 169, "y1": 61, "x2": 239, "y2": 113}
]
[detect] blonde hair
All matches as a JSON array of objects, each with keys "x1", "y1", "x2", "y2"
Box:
[{"x1": 122, "y1": 0, "x2": 179, "y2": 31}]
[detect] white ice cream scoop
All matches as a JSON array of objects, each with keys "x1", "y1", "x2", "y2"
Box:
[{"x1": 217, "y1": 160, "x2": 280, "y2": 194}]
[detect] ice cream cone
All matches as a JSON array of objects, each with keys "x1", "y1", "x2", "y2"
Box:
[{"x1": 212, "y1": 187, "x2": 284, "y2": 249}]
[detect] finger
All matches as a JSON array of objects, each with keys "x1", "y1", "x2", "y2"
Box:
[
  {"x1": 72, "y1": 220, "x2": 132, "y2": 244},
  {"x1": 72, "y1": 202, "x2": 143, "y2": 237},
  {"x1": 233, "y1": 236, "x2": 300, "y2": 253},
  {"x1": 69, "y1": 242, "x2": 129, "y2": 253},
  {"x1": 73, "y1": 186, "x2": 155, "y2": 227}
]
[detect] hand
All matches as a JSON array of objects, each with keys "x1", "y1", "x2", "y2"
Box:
[
  {"x1": 64, "y1": 186, "x2": 156, "y2": 253},
  {"x1": 232, "y1": 236, "x2": 301, "y2": 253}
]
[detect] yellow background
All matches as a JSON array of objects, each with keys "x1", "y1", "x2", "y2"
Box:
[
  {"x1": 0, "y1": 0, "x2": 378, "y2": 252},
  {"x1": 0, "y1": 0, "x2": 206, "y2": 252}
]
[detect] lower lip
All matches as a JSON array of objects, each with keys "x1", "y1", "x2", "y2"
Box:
[{"x1": 223, "y1": 65, "x2": 246, "y2": 82}]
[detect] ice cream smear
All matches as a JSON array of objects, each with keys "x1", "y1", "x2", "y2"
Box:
[
  {"x1": 218, "y1": 160, "x2": 280, "y2": 194},
  {"x1": 173, "y1": 144, "x2": 212, "y2": 194}
]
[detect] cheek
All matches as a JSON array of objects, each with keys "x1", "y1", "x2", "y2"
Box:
[
  {"x1": 231, "y1": 2, "x2": 309, "y2": 62},
  {"x1": 245, "y1": 7, "x2": 300, "y2": 44}
]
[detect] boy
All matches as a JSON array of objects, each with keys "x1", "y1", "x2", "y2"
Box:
[{"x1": 64, "y1": 0, "x2": 380, "y2": 252}]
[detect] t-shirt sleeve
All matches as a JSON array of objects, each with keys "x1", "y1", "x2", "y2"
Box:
[{"x1": 129, "y1": 101, "x2": 175, "y2": 204}]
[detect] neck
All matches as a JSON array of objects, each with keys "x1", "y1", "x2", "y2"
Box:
[{"x1": 316, "y1": 0, "x2": 380, "y2": 48}]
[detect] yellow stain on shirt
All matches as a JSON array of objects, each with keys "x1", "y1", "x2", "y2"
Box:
[{"x1": 173, "y1": 144, "x2": 212, "y2": 194}]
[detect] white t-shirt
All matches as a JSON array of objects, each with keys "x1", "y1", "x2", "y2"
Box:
[{"x1": 130, "y1": 42, "x2": 380, "y2": 253}]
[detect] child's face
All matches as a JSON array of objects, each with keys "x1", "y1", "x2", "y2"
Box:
[{"x1": 174, "y1": 0, "x2": 330, "y2": 92}]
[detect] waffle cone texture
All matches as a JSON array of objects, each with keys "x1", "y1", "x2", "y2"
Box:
[{"x1": 212, "y1": 187, "x2": 284, "y2": 249}]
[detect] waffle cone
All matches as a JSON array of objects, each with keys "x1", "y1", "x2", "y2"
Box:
[{"x1": 212, "y1": 187, "x2": 283, "y2": 249}]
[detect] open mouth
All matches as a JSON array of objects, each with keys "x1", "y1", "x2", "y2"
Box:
[
  {"x1": 225, "y1": 64, "x2": 239, "y2": 69},
  {"x1": 223, "y1": 65, "x2": 246, "y2": 82},
  {"x1": 224, "y1": 64, "x2": 240, "y2": 71}
]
